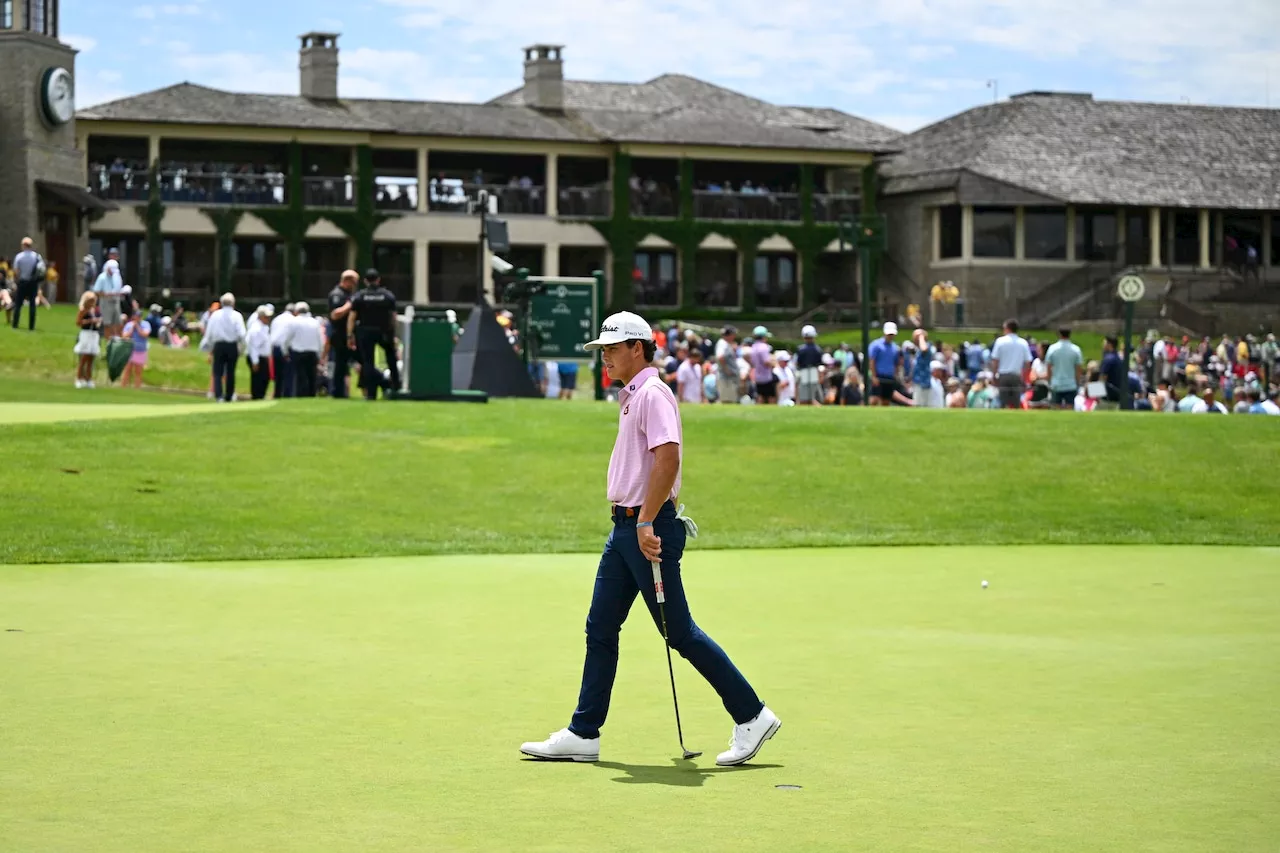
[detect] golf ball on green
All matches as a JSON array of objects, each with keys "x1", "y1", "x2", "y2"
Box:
[{"x1": 981, "y1": 580, "x2": 989, "y2": 588}]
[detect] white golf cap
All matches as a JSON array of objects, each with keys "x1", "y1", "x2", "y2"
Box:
[
  {"x1": 883, "y1": 321, "x2": 898, "y2": 336},
  {"x1": 801, "y1": 324, "x2": 817, "y2": 338},
  {"x1": 777, "y1": 350, "x2": 791, "y2": 361},
  {"x1": 584, "y1": 311, "x2": 653, "y2": 351}
]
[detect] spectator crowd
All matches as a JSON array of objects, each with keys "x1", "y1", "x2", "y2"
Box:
[{"x1": 536, "y1": 318, "x2": 1280, "y2": 415}]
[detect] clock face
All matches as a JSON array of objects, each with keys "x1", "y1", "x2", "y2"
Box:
[{"x1": 40, "y1": 67, "x2": 75, "y2": 126}]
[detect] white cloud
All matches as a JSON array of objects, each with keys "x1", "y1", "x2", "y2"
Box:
[
  {"x1": 62, "y1": 33, "x2": 96, "y2": 53},
  {"x1": 132, "y1": 5, "x2": 156, "y2": 19}
]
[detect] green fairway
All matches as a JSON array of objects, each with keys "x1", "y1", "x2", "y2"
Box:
[
  {"x1": 0, "y1": 401, "x2": 274, "y2": 425},
  {"x1": 1, "y1": 546, "x2": 1275, "y2": 853},
  {"x1": 3, "y1": 398, "x2": 1279, "y2": 565}
]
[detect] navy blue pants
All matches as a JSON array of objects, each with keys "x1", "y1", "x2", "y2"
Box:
[{"x1": 569, "y1": 501, "x2": 763, "y2": 740}]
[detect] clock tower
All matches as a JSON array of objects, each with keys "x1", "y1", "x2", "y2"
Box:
[{"x1": 0, "y1": 0, "x2": 113, "y2": 301}]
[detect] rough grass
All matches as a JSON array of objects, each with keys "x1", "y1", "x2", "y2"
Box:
[{"x1": 2, "y1": 394, "x2": 1276, "y2": 565}]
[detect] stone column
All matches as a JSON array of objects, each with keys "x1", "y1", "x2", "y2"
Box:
[
  {"x1": 1149, "y1": 207, "x2": 1161, "y2": 266},
  {"x1": 1263, "y1": 214, "x2": 1273, "y2": 270},
  {"x1": 1198, "y1": 209, "x2": 1210, "y2": 268},
  {"x1": 414, "y1": 238, "x2": 428, "y2": 303},
  {"x1": 544, "y1": 243, "x2": 560, "y2": 277},
  {"x1": 417, "y1": 147, "x2": 429, "y2": 214},
  {"x1": 545, "y1": 153, "x2": 558, "y2": 216},
  {"x1": 961, "y1": 205, "x2": 974, "y2": 260},
  {"x1": 1014, "y1": 206, "x2": 1025, "y2": 260},
  {"x1": 148, "y1": 135, "x2": 160, "y2": 165},
  {"x1": 1065, "y1": 206, "x2": 1076, "y2": 261}
]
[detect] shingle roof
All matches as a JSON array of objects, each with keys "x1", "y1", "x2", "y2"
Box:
[
  {"x1": 492, "y1": 74, "x2": 903, "y2": 151},
  {"x1": 78, "y1": 72, "x2": 901, "y2": 153},
  {"x1": 76, "y1": 83, "x2": 591, "y2": 142},
  {"x1": 882, "y1": 92, "x2": 1280, "y2": 209}
]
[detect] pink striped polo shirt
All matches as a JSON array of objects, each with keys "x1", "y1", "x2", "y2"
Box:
[{"x1": 606, "y1": 367, "x2": 683, "y2": 507}]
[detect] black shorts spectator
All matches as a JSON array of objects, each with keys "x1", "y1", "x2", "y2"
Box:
[
  {"x1": 874, "y1": 376, "x2": 898, "y2": 402},
  {"x1": 559, "y1": 368, "x2": 577, "y2": 391},
  {"x1": 756, "y1": 378, "x2": 778, "y2": 399},
  {"x1": 1051, "y1": 390, "x2": 1075, "y2": 406}
]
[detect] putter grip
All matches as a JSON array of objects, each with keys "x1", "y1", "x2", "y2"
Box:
[{"x1": 650, "y1": 561, "x2": 665, "y2": 604}]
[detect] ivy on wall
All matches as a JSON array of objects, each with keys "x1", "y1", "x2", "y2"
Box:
[
  {"x1": 199, "y1": 207, "x2": 246, "y2": 294},
  {"x1": 589, "y1": 150, "x2": 870, "y2": 316},
  {"x1": 320, "y1": 144, "x2": 392, "y2": 273},
  {"x1": 133, "y1": 160, "x2": 166, "y2": 294},
  {"x1": 255, "y1": 141, "x2": 321, "y2": 300}
]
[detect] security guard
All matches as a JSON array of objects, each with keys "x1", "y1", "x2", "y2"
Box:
[
  {"x1": 327, "y1": 269, "x2": 358, "y2": 398},
  {"x1": 346, "y1": 268, "x2": 400, "y2": 400}
]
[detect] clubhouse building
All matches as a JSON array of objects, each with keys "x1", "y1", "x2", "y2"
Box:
[{"x1": 4, "y1": 3, "x2": 1279, "y2": 332}]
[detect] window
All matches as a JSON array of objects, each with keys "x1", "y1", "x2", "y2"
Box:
[
  {"x1": 634, "y1": 250, "x2": 677, "y2": 305},
  {"x1": 972, "y1": 206, "x2": 1015, "y2": 258},
  {"x1": 2, "y1": 1, "x2": 12, "y2": 29},
  {"x1": 1023, "y1": 208, "x2": 1067, "y2": 259},
  {"x1": 1125, "y1": 211, "x2": 1151, "y2": 265},
  {"x1": 1075, "y1": 209, "x2": 1118, "y2": 261},
  {"x1": 1168, "y1": 210, "x2": 1200, "y2": 266},
  {"x1": 938, "y1": 205, "x2": 962, "y2": 259},
  {"x1": 753, "y1": 252, "x2": 798, "y2": 308},
  {"x1": 1222, "y1": 213, "x2": 1262, "y2": 270},
  {"x1": 26, "y1": 0, "x2": 54, "y2": 35}
]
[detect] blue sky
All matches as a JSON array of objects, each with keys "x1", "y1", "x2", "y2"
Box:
[{"x1": 63, "y1": 0, "x2": 1280, "y2": 132}]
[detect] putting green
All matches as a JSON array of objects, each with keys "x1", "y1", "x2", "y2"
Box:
[
  {"x1": 0, "y1": 400, "x2": 275, "y2": 424},
  {"x1": 1, "y1": 546, "x2": 1276, "y2": 852}
]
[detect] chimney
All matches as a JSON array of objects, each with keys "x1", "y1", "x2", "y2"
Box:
[
  {"x1": 300, "y1": 32, "x2": 340, "y2": 101},
  {"x1": 522, "y1": 45, "x2": 564, "y2": 112}
]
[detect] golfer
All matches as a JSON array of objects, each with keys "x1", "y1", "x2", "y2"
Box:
[{"x1": 521, "y1": 311, "x2": 780, "y2": 765}]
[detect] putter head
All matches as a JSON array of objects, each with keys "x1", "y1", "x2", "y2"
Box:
[{"x1": 682, "y1": 749, "x2": 703, "y2": 760}]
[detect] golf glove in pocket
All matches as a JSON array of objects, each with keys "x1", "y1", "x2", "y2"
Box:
[{"x1": 675, "y1": 503, "x2": 698, "y2": 539}]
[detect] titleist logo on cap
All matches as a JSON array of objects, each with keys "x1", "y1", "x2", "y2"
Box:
[{"x1": 601, "y1": 324, "x2": 619, "y2": 332}]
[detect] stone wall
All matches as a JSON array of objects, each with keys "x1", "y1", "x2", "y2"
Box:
[{"x1": 0, "y1": 33, "x2": 85, "y2": 275}]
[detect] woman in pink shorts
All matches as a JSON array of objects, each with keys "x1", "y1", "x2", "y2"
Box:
[{"x1": 121, "y1": 308, "x2": 151, "y2": 389}]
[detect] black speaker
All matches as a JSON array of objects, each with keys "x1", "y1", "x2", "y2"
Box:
[{"x1": 451, "y1": 302, "x2": 540, "y2": 398}]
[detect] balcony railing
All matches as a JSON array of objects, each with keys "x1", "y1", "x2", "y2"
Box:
[
  {"x1": 632, "y1": 190, "x2": 678, "y2": 218},
  {"x1": 89, "y1": 167, "x2": 287, "y2": 205},
  {"x1": 427, "y1": 183, "x2": 546, "y2": 215},
  {"x1": 813, "y1": 193, "x2": 861, "y2": 222},
  {"x1": 693, "y1": 191, "x2": 801, "y2": 222},
  {"x1": 301, "y1": 176, "x2": 354, "y2": 208},
  {"x1": 558, "y1": 186, "x2": 611, "y2": 218}
]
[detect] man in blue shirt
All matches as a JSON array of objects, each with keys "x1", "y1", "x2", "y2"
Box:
[
  {"x1": 909, "y1": 329, "x2": 937, "y2": 406},
  {"x1": 867, "y1": 321, "x2": 904, "y2": 405},
  {"x1": 10, "y1": 237, "x2": 45, "y2": 331},
  {"x1": 1099, "y1": 336, "x2": 1126, "y2": 410},
  {"x1": 1044, "y1": 327, "x2": 1084, "y2": 408}
]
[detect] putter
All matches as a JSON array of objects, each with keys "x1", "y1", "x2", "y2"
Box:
[{"x1": 651, "y1": 560, "x2": 702, "y2": 760}]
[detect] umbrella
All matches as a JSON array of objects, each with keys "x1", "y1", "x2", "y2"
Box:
[{"x1": 106, "y1": 337, "x2": 132, "y2": 382}]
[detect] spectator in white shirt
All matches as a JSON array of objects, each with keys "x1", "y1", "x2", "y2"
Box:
[
  {"x1": 270, "y1": 303, "x2": 297, "y2": 399},
  {"x1": 675, "y1": 347, "x2": 705, "y2": 404},
  {"x1": 774, "y1": 350, "x2": 796, "y2": 405},
  {"x1": 285, "y1": 302, "x2": 324, "y2": 397},
  {"x1": 990, "y1": 319, "x2": 1032, "y2": 409},
  {"x1": 200, "y1": 292, "x2": 246, "y2": 403},
  {"x1": 246, "y1": 304, "x2": 274, "y2": 400},
  {"x1": 924, "y1": 361, "x2": 947, "y2": 408}
]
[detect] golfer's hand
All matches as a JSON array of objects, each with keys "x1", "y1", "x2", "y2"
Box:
[
  {"x1": 638, "y1": 526, "x2": 661, "y2": 561},
  {"x1": 347, "y1": 339, "x2": 357, "y2": 351}
]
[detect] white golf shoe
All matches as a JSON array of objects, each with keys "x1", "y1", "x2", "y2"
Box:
[
  {"x1": 716, "y1": 706, "x2": 781, "y2": 766},
  {"x1": 520, "y1": 728, "x2": 600, "y2": 762}
]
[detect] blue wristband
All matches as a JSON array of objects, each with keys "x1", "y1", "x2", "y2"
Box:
[{"x1": 636, "y1": 521, "x2": 653, "y2": 529}]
